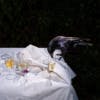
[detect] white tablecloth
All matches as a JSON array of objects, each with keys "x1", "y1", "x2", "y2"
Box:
[{"x1": 0, "y1": 47, "x2": 78, "y2": 100}]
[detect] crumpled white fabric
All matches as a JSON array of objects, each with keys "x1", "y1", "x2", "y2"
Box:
[
  {"x1": 18, "y1": 44, "x2": 76, "y2": 83},
  {"x1": 0, "y1": 45, "x2": 78, "y2": 100}
]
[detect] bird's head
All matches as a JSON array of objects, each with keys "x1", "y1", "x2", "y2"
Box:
[{"x1": 48, "y1": 36, "x2": 92, "y2": 58}]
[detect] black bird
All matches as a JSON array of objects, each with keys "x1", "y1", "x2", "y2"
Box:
[{"x1": 47, "y1": 36, "x2": 92, "y2": 58}]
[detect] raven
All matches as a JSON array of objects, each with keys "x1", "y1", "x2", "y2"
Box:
[{"x1": 48, "y1": 36, "x2": 92, "y2": 58}]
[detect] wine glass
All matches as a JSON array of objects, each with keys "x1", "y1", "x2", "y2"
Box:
[{"x1": 15, "y1": 52, "x2": 29, "y2": 75}]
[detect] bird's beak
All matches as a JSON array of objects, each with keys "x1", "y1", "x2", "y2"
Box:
[
  {"x1": 64, "y1": 37, "x2": 80, "y2": 41},
  {"x1": 64, "y1": 37, "x2": 93, "y2": 47},
  {"x1": 81, "y1": 38, "x2": 93, "y2": 46}
]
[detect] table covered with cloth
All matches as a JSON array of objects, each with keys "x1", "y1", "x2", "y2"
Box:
[{"x1": 0, "y1": 45, "x2": 78, "y2": 100}]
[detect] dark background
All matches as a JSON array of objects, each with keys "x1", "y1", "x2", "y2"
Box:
[{"x1": 0, "y1": 0, "x2": 100, "y2": 100}]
